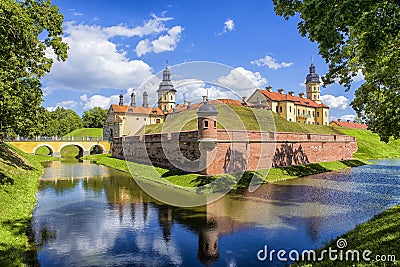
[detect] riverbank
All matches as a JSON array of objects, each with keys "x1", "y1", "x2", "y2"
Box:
[
  {"x1": 297, "y1": 204, "x2": 400, "y2": 266},
  {"x1": 82, "y1": 154, "x2": 366, "y2": 191},
  {"x1": 0, "y1": 143, "x2": 44, "y2": 266}
]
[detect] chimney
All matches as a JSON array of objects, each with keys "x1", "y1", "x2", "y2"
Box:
[
  {"x1": 265, "y1": 86, "x2": 272, "y2": 92},
  {"x1": 130, "y1": 92, "x2": 136, "y2": 107},
  {"x1": 278, "y1": 88, "x2": 284, "y2": 94},
  {"x1": 184, "y1": 100, "x2": 189, "y2": 106},
  {"x1": 119, "y1": 94, "x2": 124, "y2": 106},
  {"x1": 288, "y1": 91, "x2": 294, "y2": 96},
  {"x1": 142, "y1": 91, "x2": 148, "y2": 108},
  {"x1": 299, "y1": 93, "x2": 304, "y2": 98},
  {"x1": 347, "y1": 119, "x2": 351, "y2": 123},
  {"x1": 202, "y1": 96, "x2": 207, "y2": 103},
  {"x1": 242, "y1": 96, "x2": 247, "y2": 103},
  {"x1": 338, "y1": 119, "x2": 341, "y2": 122}
]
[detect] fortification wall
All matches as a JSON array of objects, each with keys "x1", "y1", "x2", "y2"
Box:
[{"x1": 112, "y1": 130, "x2": 358, "y2": 175}]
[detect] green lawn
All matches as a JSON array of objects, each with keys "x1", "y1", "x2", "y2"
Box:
[
  {"x1": 337, "y1": 128, "x2": 400, "y2": 160},
  {"x1": 141, "y1": 104, "x2": 344, "y2": 135},
  {"x1": 299, "y1": 204, "x2": 400, "y2": 266},
  {"x1": 63, "y1": 128, "x2": 103, "y2": 140},
  {"x1": 0, "y1": 143, "x2": 43, "y2": 266}
]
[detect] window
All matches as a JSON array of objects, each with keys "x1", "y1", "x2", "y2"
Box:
[
  {"x1": 276, "y1": 106, "x2": 278, "y2": 113},
  {"x1": 313, "y1": 86, "x2": 316, "y2": 91},
  {"x1": 164, "y1": 95, "x2": 167, "y2": 100},
  {"x1": 289, "y1": 106, "x2": 292, "y2": 113},
  {"x1": 313, "y1": 111, "x2": 315, "y2": 117},
  {"x1": 298, "y1": 109, "x2": 300, "y2": 115},
  {"x1": 170, "y1": 95, "x2": 173, "y2": 100},
  {"x1": 317, "y1": 112, "x2": 320, "y2": 117},
  {"x1": 325, "y1": 111, "x2": 328, "y2": 117},
  {"x1": 170, "y1": 105, "x2": 173, "y2": 109},
  {"x1": 163, "y1": 105, "x2": 166, "y2": 110},
  {"x1": 204, "y1": 120, "x2": 209, "y2": 129},
  {"x1": 144, "y1": 118, "x2": 146, "y2": 121},
  {"x1": 279, "y1": 106, "x2": 282, "y2": 113},
  {"x1": 313, "y1": 95, "x2": 316, "y2": 100},
  {"x1": 156, "y1": 119, "x2": 161, "y2": 124},
  {"x1": 214, "y1": 121, "x2": 217, "y2": 129}
]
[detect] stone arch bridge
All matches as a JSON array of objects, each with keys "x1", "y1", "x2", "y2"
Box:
[{"x1": 7, "y1": 140, "x2": 111, "y2": 157}]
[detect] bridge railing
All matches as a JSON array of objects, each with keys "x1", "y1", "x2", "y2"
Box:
[{"x1": 7, "y1": 136, "x2": 108, "y2": 142}]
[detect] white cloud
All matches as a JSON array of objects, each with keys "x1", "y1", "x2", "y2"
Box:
[
  {"x1": 46, "y1": 100, "x2": 78, "y2": 111},
  {"x1": 320, "y1": 95, "x2": 349, "y2": 109},
  {"x1": 224, "y1": 18, "x2": 235, "y2": 32},
  {"x1": 251, "y1": 55, "x2": 293, "y2": 70},
  {"x1": 44, "y1": 15, "x2": 183, "y2": 92},
  {"x1": 103, "y1": 14, "x2": 172, "y2": 38},
  {"x1": 135, "y1": 26, "x2": 183, "y2": 56},
  {"x1": 80, "y1": 94, "x2": 120, "y2": 110},
  {"x1": 216, "y1": 67, "x2": 268, "y2": 96},
  {"x1": 340, "y1": 114, "x2": 357, "y2": 121},
  {"x1": 352, "y1": 69, "x2": 365, "y2": 83}
]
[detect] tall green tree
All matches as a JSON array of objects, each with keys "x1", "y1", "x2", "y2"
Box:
[
  {"x1": 82, "y1": 107, "x2": 107, "y2": 128},
  {"x1": 0, "y1": 0, "x2": 68, "y2": 139},
  {"x1": 273, "y1": 0, "x2": 400, "y2": 142},
  {"x1": 50, "y1": 107, "x2": 82, "y2": 136}
]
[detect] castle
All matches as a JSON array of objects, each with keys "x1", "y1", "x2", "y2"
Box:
[
  {"x1": 104, "y1": 63, "x2": 331, "y2": 141},
  {"x1": 247, "y1": 63, "x2": 330, "y2": 125},
  {"x1": 107, "y1": 63, "x2": 357, "y2": 175}
]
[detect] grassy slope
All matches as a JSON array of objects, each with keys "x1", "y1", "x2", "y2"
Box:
[
  {"x1": 141, "y1": 105, "x2": 343, "y2": 135},
  {"x1": 0, "y1": 143, "x2": 43, "y2": 266},
  {"x1": 338, "y1": 128, "x2": 400, "y2": 160},
  {"x1": 63, "y1": 128, "x2": 103, "y2": 139},
  {"x1": 299, "y1": 204, "x2": 400, "y2": 266}
]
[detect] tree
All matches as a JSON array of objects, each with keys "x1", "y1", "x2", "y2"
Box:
[
  {"x1": 50, "y1": 107, "x2": 82, "y2": 136},
  {"x1": 273, "y1": 0, "x2": 400, "y2": 142},
  {"x1": 82, "y1": 107, "x2": 107, "y2": 128},
  {"x1": 0, "y1": 0, "x2": 68, "y2": 139}
]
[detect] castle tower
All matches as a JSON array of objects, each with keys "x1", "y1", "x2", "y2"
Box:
[
  {"x1": 143, "y1": 91, "x2": 149, "y2": 108},
  {"x1": 305, "y1": 63, "x2": 321, "y2": 103},
  {"x1": 197, "y1": 102, "x2": 218, "y2": 140},
  {"x1": 130, "y1": 92, "x2": 136, "y2": 107},
  {"x1": 157, "y1": 62, "x2": 177, "y2": 111},
  {"x1": 119, "y1": 93, "x2": 124, "y2": 106}
]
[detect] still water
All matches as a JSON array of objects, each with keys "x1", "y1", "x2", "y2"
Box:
[{"x1": 30, "y1": 159, "x2": 400, "y2": 266}]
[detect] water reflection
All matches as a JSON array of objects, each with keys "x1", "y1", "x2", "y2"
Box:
[{"x1": 31, "y1": 160, "x2": 400, "y2": 266}]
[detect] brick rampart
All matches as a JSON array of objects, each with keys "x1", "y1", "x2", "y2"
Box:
[{"x1": 112, "y1": 130, "x2": 358, "y2": 175}]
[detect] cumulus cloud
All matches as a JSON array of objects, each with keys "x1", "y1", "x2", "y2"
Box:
[
  {"x1": 135, "y1": 26, "x2": 183, "y2": 56},
  {"x1": 320, "y1": 95, "x2": 349, "y2": 109},
  {"x1": 44, "y1": 15, "x2": 183, "y2": 92},
  {"x1": 223, "y1": 18, "x2": 235, "y2": 32},
  {"x1": 216, "y1": 67, "x2": 268, "y2": 97},
  {"x1": 80, "y1": 94, "x2": 120, "y2": 110},
  {"x1": 352, "y1": 69, "x2": 365, "y2": 83},
  {"x1": 46, "y1": 100, "x2": 78, "y2": 111},
  {"x1": 251, "y1": 55, "x2": 293, "y2": 70}
]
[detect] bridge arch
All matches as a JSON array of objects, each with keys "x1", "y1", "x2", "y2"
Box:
[
  {"x1": 89, "y1": 144, "x2": 105, "y2": 155},
  {"x1": 33, "y1": 144, "x2": 55, "y2": 156},
  {"x1": 59, "y1": 143, "x2": 86, "y2": 158}
]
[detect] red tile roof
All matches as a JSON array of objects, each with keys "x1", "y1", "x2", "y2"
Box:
[
  {"x1": 258, "y1": 90, "x2": 329, "y2": 108},
  {"x1": 330, "y1": 120, "x2": 368, "y2": 129},
  {"x1": 110, "y1": 104, "x2": 164, "y2": 115}
]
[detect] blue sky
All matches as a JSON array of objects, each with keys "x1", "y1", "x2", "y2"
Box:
[{"x1": 42, "y1": 0, "x2": 363, "y2": 121}]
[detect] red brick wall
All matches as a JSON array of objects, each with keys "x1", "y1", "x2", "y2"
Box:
[{"x1": 112, "y1": 130, "x2": 358, "y2": 175}]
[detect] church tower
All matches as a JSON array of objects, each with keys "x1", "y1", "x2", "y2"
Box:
[
  {"x1": 157, "y1": 62, "x2": 177, "y2": 111},
  {"x1": 305, "y1": 63, "x2": 321, "y2": 104}
]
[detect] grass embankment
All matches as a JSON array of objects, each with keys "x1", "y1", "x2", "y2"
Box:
[
  {"x1": 141, "y1": 105, "x2": 343, "y2": 135},
  {"x1": 338, "y1": 128, "x2": 400, "y2": 160},
  {"x1": 63, "y1": 128, "x2": 103, "y2": 140},
  {"x1": 0, "y1": 143, "x2": 43, "y2": 266},
  {"x1": 298, "y1": 204, "x2": 400, "y2": 266},
  {"x1": 83, "y1": 154, "x2": 365, "y2": 191}
]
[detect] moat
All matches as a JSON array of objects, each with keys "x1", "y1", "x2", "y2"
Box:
[{"x1": 30, "y1": 159, "x2": 400, "y2": 266}]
